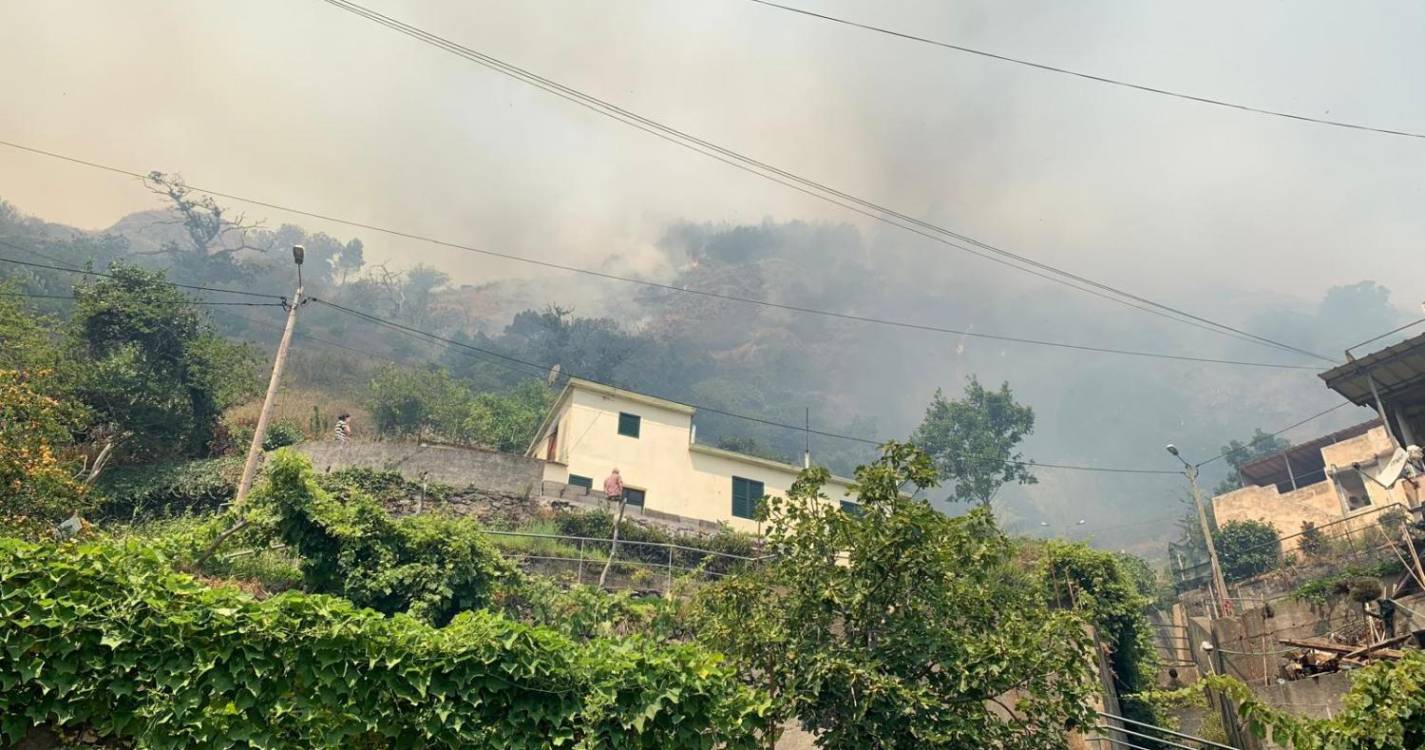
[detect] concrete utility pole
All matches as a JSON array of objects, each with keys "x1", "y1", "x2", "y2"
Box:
[
  {"x1": 1167, "y1": 444, "x2": 1232, "y2": 617},
  {"x1": 234, "y1": 245, "x2": 306, "y2": 507}
]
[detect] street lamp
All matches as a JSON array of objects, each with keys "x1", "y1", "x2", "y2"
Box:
[{"x1": 1166, "y1": 444, "x2": 1232, "y2": 617}]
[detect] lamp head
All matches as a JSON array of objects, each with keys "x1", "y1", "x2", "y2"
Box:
[
  {"x1": 292, "y1": 244, "x2": 305, "y2": 266},
  {"x1": 1165, "y1": 444, "x2": 1180, "y2": 457}
]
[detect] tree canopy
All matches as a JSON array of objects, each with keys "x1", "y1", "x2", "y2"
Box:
[
  {"x1": 911, "y1": 377, "x2": 1037, "y2": 505},
  {"x1": 696, "y1": 442, "x2": 1094, "y2": 749}
]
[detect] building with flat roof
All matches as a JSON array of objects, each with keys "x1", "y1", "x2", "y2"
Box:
[
  {"x1": 1210, "y1": 332, "x2": 1425, "y2": 553},
  {"x1": 526, "y1": 378, "x2": 857, "y2": 532}
]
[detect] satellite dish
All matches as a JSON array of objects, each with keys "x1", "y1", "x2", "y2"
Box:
[
  {"x1": 1366, "y1": 448, "x2": 1410, "y2": 488},
  {"x1": 546, "y1": 363, "x2": 561, "y2": 385}
]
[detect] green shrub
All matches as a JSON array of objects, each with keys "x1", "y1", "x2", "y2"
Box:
[
  {"x1": 260, "y1": 450, "x2": 517, "y2": 625},
  {"x1": 0, "y1": 538, "x2": 769, "y2": 749},
  {"x1": 262, "y1": 419, "x2": 305, "y2": 450},
  {"x1": 93, "y1": 457, "x2": 241, "y2": 521},
  {"x1": 498, "y1": 576, "x2": 687, "y2": 643},
  {"x1": 316, "y1": 466, "x2": 453, "y2": 506},
  {"x1": 1214, "y1": 519, "x2": 1280, "y2": 581},
  {"x1": 1293, "y1": 559, "x2": 1405, "y2": 604}
]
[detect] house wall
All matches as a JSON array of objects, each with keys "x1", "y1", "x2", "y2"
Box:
[
  {"x1": 1212, "y1": 426, "x2": 1411, "y2": 553},
  {"x1": 1213, "y1": 482, "x2": 1342, "y2": 553},
  {"x1": 533, "y1": 384, "x2": 854, "y2": 532}
]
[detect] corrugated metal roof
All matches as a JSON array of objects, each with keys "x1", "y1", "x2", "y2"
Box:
[
  {"x1": 1320, "y1": 331, "x2": 1425, "y2": 406},
  {"x1": 1237, "y1": 419, "x2": 1380, "y2": 488}
]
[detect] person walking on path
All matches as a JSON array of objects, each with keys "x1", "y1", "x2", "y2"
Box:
[
  {"x1": 598, "y1": 468, "x2": 626, "y2": 588},
  {"x1": 334, "y1": 413, "x2": 351, "y2": 446}
]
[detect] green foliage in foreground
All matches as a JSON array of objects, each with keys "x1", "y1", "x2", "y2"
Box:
[
  {"x1": 0, "y1": 539, "x2": 769, "y2": 749},
  {"x1": 262, "y1": 450, "x2": 517, "y2": 626},
  {"x1": 1040, "y1": 542, "x2": 1162, "y2": 735},
  {"x1": 1200, "y1": 652, "x2": 1425, "y2": 749},
  {"x1": 695, "y1": 442, "x2": 1094, "y2": 750}
]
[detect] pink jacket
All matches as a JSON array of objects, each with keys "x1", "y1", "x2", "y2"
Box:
[{"x1": 603, "y1": 473, "x2": 624, "y2": 497}]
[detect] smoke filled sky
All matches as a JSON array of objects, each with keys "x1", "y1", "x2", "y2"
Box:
[
  {"x1": 3, "y1": 0, "x2": 1422, "y2": 297},
  {"x1": 3, "y1": 1, "x2": 1424, "y2": 546}
]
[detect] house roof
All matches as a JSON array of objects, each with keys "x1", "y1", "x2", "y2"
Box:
[
  {"x1": 1236, "y1": 418, "x2": 1381, "y2": 489},
  {"x1": 1320, "y1": 332, "x2": 1425, "y2": 408},
  {"x1": 689, "y1": 442, "x2": 856, "y2": 486}
]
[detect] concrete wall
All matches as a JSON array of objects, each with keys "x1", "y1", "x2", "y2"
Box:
[
  {"x1": 1213, "y1": 426, "x2": 1412, "y2": 554},
  {"x1": 296, "y1": 440, "x2": 545, "y2": 497},
  {"x1": 1251, "y1": 671, "x2": 1353, "y2": 750},
  {"x1": 1214, "y1": 482, "x2": 1341, "y2": 553},
  {"x1": 531, "y1": 382, "x2": 854, "y2": 533}
]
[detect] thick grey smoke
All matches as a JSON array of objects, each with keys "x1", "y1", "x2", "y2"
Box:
[{"x1": 3, "y1": 0, "x2": 1423, "y2": 551}]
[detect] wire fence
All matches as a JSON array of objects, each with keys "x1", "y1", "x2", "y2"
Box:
[
  {"x1": 477, "y1": 529, "x2": 764, "y2": 593},
  {"x1": 1171, "y1": 502, "x2": 1418, "y2": 590}
]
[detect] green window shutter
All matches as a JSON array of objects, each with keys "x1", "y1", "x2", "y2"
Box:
[
  {"x1": 568, "y1": 475, "x2": 593, "y2": 490},
  {"x1": 624, "y1": 488, "x2": 646, "y2": 507},
  {"x1": 732, "y1": 477, "x2": 763, "y2": 519},
  {"x1": 617, "y1": 412, "x2": 641, "y2": 438},
  {"x1": 840, "y1": 500, "x2": 863, "y2": 517}
]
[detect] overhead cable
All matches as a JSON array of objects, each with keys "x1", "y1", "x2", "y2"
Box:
[
  {"x1": 743, "y1": 0, "x2": 1425, "y2": 141},
  {"x1": 312, "y1": 297, "x2": 1182, "y2": 476},
  {"x1": 0, "y1": 249, "x2": 286, "y2": 302},
  {"x1": 1193, "y1": 401, "x2": 1357, "y2": 468},
  {"x1": 0, "y1": 290, "x2": 283, "y2": 307},
  {"x1": 0, "y1": 140, "x2": 1321, "y2": 371},
  {"x1": 312, "y1": 0, "x2": 1337, "y2": 364}
]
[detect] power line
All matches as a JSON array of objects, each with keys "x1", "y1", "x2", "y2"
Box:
[
  {"x1": 311, "y1": 297, "x2": 1181, "y2": 476},
  {"x1": 743, "y1": 0, "x2": 1425, "y2": 141},
  {"x1": 0, "y1": 141, "x2": 1322, "y2": 371},
  {"x1": 1194, "y1": 400, "x2": 1357, "y2": 468},
  {"x1": 0, "y1": 290, "x2": 284, "y2": 307},
  {"x1": 0, "y1": 247, "x2": 286, "y2": 300},
  {"x1": 1344, "y1": 317, "x2": 1425, "y2": 358},
  {"x1": 0, "y1": 239, "x2": 1187, "y2": 474},
  {"x1": 312, "y1": 0, "x2": 1337, "y2": 364},
  {"x1": 2, "y1": 234, "x2": 1184, "y2": 475}
]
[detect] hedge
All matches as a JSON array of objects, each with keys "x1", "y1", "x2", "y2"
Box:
[
  {"x1": 0, "y1": 539, "x2": 770, "y2": 749},
  {"x1": 94, "y1": 457, "x2": 241, "y2": 521}
]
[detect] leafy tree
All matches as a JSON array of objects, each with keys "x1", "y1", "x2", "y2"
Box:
[
  {"x1": 458, "y1": 379, "x2": 554, "y2": 452},
  {"x1": 0, "y1": 288, "x2": 62, "y2": 371},
  {"x1": 0, "y1": 370, "x2": 91, "y2": 534},
  {"x1": 1212, "y1": 428, "x2": 1292, "y2": 496},
  {"x1": 502, "y1": 306, "x2": 641, "y2": 385},
  {"x1": 257, "y1": 450, "x2": 516, "y2": 625},
  {"x1": 68, "y1": 264, "x2": 259, "y2": 460},
  {"x1": 911, "y1": 377, "x2": 1036, "y2": 505},
  {"x1": 367, "y1": 363, "x2": 470, "y2": 438},
  {"x1": 1041, "y1": 543, "x2": 1162, "y2": 734},
  {"x1": 141, "y1": 172, "x2": 265, "y2": 282},
  {"x1": 695, "y1": 442, "x2": 1094, "y2": 750},
  {"x1": 1214, "y1": 519, "x2": 1281, "y2": 581}
]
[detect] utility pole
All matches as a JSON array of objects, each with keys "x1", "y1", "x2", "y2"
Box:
[
  {"x1": 234, "y1": 245, "x2": 306, "y2": 507},
  {"x1": 1167, "y1": 444, "x2": 1232, "y2": 617}
]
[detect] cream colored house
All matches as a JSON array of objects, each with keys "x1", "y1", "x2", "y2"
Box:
[
  {"x1": 526, "y1": 378, "x2": 857, "y2": 532},
  {"x1": 1211, "y1": 420, "x2": 1417, "y2": 553}
]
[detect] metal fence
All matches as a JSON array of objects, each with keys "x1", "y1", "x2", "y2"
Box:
[
  {"x1": 479, "y1": 529, "x2": 764, "y2": 592},
  {"x1": 1171, "y1": 502, "x2": 1418, "y2": 590}
]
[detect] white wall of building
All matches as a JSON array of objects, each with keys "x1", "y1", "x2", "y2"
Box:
[{"x1": 530, "y1": 380, "x2": 855, "y2": 532}]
